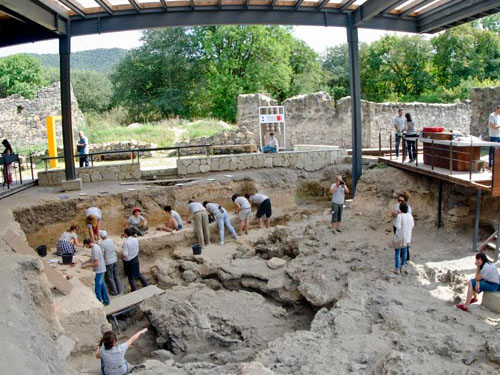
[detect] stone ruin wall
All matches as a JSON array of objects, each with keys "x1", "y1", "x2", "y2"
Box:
[
  {"x1": 237, "y1": 92, "x2": 472, "y2": 149},
  {"x1": 470, "y1": 86, "x2": 500, "y2": 138},
  {"x1": 0, "y1": 83, "x2": 84, "y2": 150}
]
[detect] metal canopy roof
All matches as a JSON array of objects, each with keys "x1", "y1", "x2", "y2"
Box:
[{"x1": 1, "y1": 0, "x2": 500, "y2": 47}]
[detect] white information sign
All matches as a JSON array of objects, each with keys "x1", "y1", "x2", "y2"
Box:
[{"x1": 259, "y1": 114, "x2": 285, "y2": 123}]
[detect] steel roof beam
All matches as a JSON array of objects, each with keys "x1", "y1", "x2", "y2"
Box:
[
  {"x1": 95, "y1": 0, "x2": 113, "y2": 14},
  {"x1": 128, "y1": 0, "x2": 141, "y2": 12},
  {"x1": 340, "y1": 0, "x2": 356, "y2": 12},
  {"x1": 318, "y1": 0, "x2": 330, "y2": 11},
  {"x1": 58, "y1": 0, "x2": 87, "y2": 17},
  {"x1": 295, "y1": 0, "x2": 305, "y2": 9},
  {"x1": 0, "y1": 0, "x2": 67, "y2": 34},
  {"x1": 418, "y1": 0, "x2": 500, "y2": 33},
  {"x1": 382, "y1": 0, "x2": 411, "y2": 15},
  {"x1": 159, "y1": 0, "x2": 168, "y2": 10},
  {"x1": 400, "y1": 0, "x2": 434, "y2": 17},
  {"x1": 353, "y1": 0, "x2": 403, "y2": 26}
]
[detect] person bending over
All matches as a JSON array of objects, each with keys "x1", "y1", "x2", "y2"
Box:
[
  {"x1": 186, "y1": 200, "x2": 211, "y2": 247},
  {"x1": 246, "y1": 193, "x2": 272, "y2": 228},
  {"x1": 86, "y1": 206, "x2": 102, "y2": 242},
  {"x1": 56, "y1": 224, "x2": 81, "y2": 256},
  {"x1": 232, "y1": 194, "x2": 251, "y2": 235},
  {"x1": 203, "y1": 201, "x2": 238, "y2": 245}
]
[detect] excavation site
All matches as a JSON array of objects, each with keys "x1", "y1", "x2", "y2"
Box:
[{"x1": 2, "y1": 162, "x2": 500, "y2": 375}]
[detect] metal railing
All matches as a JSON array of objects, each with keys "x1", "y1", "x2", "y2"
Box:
[
  {"x1": 1, "y1": 153, "x2": 36, "y2": 189},
  {"x1": 41, "y1": 144, "x2": 212, "y2": 171}
]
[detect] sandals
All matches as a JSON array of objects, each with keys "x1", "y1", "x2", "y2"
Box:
[{"x1": 456, "y1": 303, "x2": 469, "y2": 312}]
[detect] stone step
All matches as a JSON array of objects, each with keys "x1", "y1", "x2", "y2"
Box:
[
  {"x1": 482, "y1": 291, "x2": 500, "y2": 313},
  {"x1": 141, "y1": 168, "x2": 178, "y2": 180}
]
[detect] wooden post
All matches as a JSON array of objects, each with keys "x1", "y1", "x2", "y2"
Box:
[
  {"x1": 469, "y1": 139, "x2": 473, "y2": 181},
  {"x1": 30, "y1": 154, "x2": 34, "y2": 181},
  {"x1": 449, "y1": 141, "x2": 452, "y2": 175},
  {"x1": 431, "y1": 140, "x2": 434, "y2": 171},
  {"x1": 472, "y1": 189, "x2": 482, "y2": 252},
  {"x1": 378, "y1": 132, "x2": 381, "y2": 157},
  {"x1": 415, "y1": 138, "x2": 418, "y2": 167},
  {"x1": 390, "y1": 134, "x2": 392, "y2": 160}
]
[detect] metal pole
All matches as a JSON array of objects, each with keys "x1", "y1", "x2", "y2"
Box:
[
  {"x1": 437, "y1": 180, "x2": 443, "y2": 228},
  {"x1": 390, "y1": 134, "x2": 392, "y2": 160},
  {"x1": 469, "y1": 139, "x2": 473, "y2": 181},
  {"x1": 449, "y1": 141, "x2": 452, "y2": 175},
  {"x1": 346, "y1": 20, "x2": 362, "y2": 196},
  {"x1": 472, "y1": 189, "x2": 482, "y2": 252},
  {"x1": 494, "y1": 212, "x2": 500, "y2": 262},
  {"x1": 30, "y1": 154, "x2": 34, "y2": 181},
  {"x1": 378, "y1": 132, "x2": 381, "y2": 157},
  {"x1": 415, "y1": 138, "x2": 418, "y2": 167},
  {"x1": 59, "y1": 35, "x2": 76, "y2": 181},
  {"x1": 431, "y1": 140, "x2": 434, "y2": 170}
]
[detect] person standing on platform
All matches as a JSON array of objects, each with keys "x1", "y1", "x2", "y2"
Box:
[
  {"x1": 404, "y1": 113, "x2": 418, "y2": 162},
  {"x1": 77, "y1": 131, "x2": 89, "y2": 168},
  {"x1": 488, "y1": 105, "x2": 500, "y2": 168},
  {"x1": 393, "y1": 109, "x2": 406, "y2": 158}
]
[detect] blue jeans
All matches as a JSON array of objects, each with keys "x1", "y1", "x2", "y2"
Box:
[
  {"x1": 489, "y1": 136, "x2": 500, "y2": 167},
  {"x1": 216, "y1": 213, "x2": 238, "y2": 243},
  {"x1": 394, "y1": 247, "x2": 408, "y2": 270},
  {"x1": 471, "y1": 278, "x2": 499, "y2": 293},
  {"x1": 95, "y1": 272, "x2": 110, "y2": 305},
  {"x1": 262, "y1": 146, "x2": 277, "y2": 153},
  {"x1": 395, "y1": 133, "x2": 402, "y2": 157}
]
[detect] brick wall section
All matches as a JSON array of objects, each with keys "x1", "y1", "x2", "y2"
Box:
[{"x1": 470, "y1": 87, "x2": 500, "y2": 138}]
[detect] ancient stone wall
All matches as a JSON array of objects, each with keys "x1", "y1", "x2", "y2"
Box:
[
  {"x1": 38, "y1": 162, "x2": 140, "y2": 186},
  {"x1": 177, "y1": 149, "x2": 347, "y2": 175},
  {"x1": 0, "y1": 83, "x2": 84, "y2": 149},
  {"x1": 237, "y1": 92, "x2": 471, "y2": 148},
  {"x1": 174, "y1": 126, "x2": 256, "y2": 155},
  {"x1": 470, "y1": 87, "x2": 500, "y2": 138}
]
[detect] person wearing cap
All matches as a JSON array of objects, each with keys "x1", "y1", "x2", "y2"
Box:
[
  {"x1": 186, "y1": 200, "x2": 211, "y2": 247},
  {"x1": 488, "y1": 105, "x2": 500, "y2": 168},
  {"x1": 99, "y1": 230, "x2": 122, "y2": 296},
  {"x1": 82, "y1": 237, "x2": 110, "y2": 305},
  {"x1": 127, "y1": 207, "x2": 148, "y2": 236},
  {"x1": 262, "y1": 132, "x2": 279, "y2": 153}
]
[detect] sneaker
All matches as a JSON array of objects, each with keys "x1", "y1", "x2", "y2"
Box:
[
  {"x1": 392, "y1": 269, "x2": 400, "y2": 274},
  {"x1": 456, "y1": 303, "x2": 469, "y2": 312},
  {"x1": 336, "y1": 228, "x2": 343, "y2": 232},
  {"x1": 220, "y1": 241, "x2": 224, "y2": 245},
  {"x1": 470, "y1": 297, "x2": 478, "y2": 304}
]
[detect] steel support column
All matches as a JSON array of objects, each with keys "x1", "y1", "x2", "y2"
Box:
[
  {"x1": 495, "y1": 212, "x2": 500, "y2": 262},
  {"x1": 346, "y1": 21, "x2": 362, "y2": 195},
  {"x1": 59, "y1": 34, "x2": 76, "y2": 181},
  {"x1": 472, "y1": 189, "x2": 481, "y2": 251},
  {"x1": 437, "y1": 180, "x2": 443, "y2": 228}
]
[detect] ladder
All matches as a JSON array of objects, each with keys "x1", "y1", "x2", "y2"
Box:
[{"x1": 478, "y1": 230, "x2": 499, "y2": 262}]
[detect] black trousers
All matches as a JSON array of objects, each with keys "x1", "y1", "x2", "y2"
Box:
[{"x1": 79, "y1": 155, "x2": 89, "y2": 167}]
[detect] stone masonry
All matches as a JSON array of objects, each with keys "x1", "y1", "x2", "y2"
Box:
[
  {"x1": 237, "y1": 92, "x2": 471, "y2": 149},
  {"x1": 471, "y1": 86, "x2": 500, "y2": 138},
  {"x1": 38, "y1": 163, "x2": 140, "y2": 186},
  {"x1": 0, "y1": 83, "x2": 84, "y2": 149},
  {"x1": 174, "y1": 126, "x2": 256, "y2": 155},
  {"x1": 177, "y1": 149, "x2": 346, "y2": 175}
]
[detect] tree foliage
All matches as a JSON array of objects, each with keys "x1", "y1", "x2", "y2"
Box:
[{"x1": 0, "y1": 54, "x2": 45, "y2": 98}]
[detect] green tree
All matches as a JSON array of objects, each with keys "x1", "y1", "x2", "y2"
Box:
[
  {"x1": 0, "y1": 54, "x2": 45, "y2": 98},
  {"x1": 288, "y1": 38, "x2": 326, "y2": 97},
  {"x1": 361, "y1": 35, "x2": 434, "y2": 102},
  {"x1": 322, "y1": 44, "x2": 350, "y2": 100},
  {"x1": 71, "y1": 70, "x2": 112, "y2": 113}
]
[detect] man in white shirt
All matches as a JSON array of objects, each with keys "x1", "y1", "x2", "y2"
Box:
[
  {"x1": 99, "y1": 230, "x2": 121, "y2": 296},
  {"x1": 246, "y1": 193, "x2": 272, "y2": 228},
  {"x1": 82, "y1": 238, "x2": 110, "y2": 305},
  {"x1": 393, "y1": 109, "x2": 406, "y2": 158},
  {"x1": 488, "y1": 105, "x2": 500, "y2": 167},
  {"x1": 262, "y1": 132, "x2": 279, "y2": 153},
  {"x1": 186, "y1": 200, "x2": 211, "y2": 247},
  {"x1": 232, "y1": 194, "x2": 251, "y2": 235},
  {"x1": 122, "y1": 228, "x2": 148, "y2": 292}
]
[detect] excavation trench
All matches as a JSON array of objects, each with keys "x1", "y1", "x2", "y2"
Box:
[{"x1": 12, "y1": 168, "x2": 343, "y2": 370}]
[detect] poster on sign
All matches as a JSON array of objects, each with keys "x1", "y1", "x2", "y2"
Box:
[{"x1": 258, "y1": 106, "x2": 286, "y2": 152}]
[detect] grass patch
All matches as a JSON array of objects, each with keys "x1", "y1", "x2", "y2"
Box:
[
  {"x1": 179, "y1": 118, "x2": 235, "y2": 140},
  {"x1": 85, "y1": 123, "x2": 176, "y2": 147}
]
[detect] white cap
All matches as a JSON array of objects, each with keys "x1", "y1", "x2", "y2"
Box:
[{"x1": 99, "y1": 230, "x2": 108, "y2": 239}]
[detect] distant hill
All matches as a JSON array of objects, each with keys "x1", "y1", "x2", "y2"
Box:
[{"x1": 30, "y1": 48, "x2": 128, "y2": 74}]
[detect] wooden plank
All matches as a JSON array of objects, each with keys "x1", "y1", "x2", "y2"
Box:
[
  {"x1": 492, "y1": 148, "x2": 500, "y2": 197},
  {"x1": 104, "y1": 285, "x2": 164, "y2": 315},
  {"x1": 3, "y1": 230, "x2": 73, "y2": 295}
]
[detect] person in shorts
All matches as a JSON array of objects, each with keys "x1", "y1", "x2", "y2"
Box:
[
  {"x1": 330, "y1": 175, "x2": 349, "y2": 233},
  {"x1": 232, "y1": 194, "x2": 251, "y2": 235},
  {"x1": 246, "y1": 193, "x2": 272, "y2": 228}
]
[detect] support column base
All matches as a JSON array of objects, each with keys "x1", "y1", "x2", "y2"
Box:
[{"x1": 61, "y1": 178, "x2": 82, "y2": 191}]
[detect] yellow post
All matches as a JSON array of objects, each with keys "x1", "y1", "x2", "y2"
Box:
[{"x1": 46, "y1": 116, "x2": 61, "y2": 168}]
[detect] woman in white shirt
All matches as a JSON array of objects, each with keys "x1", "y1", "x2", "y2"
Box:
[
  {"x1": 457, "y1": 252, "x2": 499, "y2": 312},
  {"x1": 232, "y1": 194, "x2": 251, "y2": 235},
  {"x1": 85, "y1": 206, "x2": 102, "y2": 242},
  {"x1": 122, "y1": 228, "x2": 148, "y2": 292},
  {"x1": 97, "y1": 328, "x2": 148, "y2": 375},
  {"x1": 393, "y1": 202, "x2": 414, "y2": 274},
  {"x1": 203, "y1": 201, "x2": 238, "y2": 245}
]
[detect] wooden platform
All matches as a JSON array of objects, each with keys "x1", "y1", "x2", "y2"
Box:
[
  {"x1": 104, "y1": 285, "x2": 164, "y2": 315},
  {"x1": 379, "y1": 155, "x2": 492, "y2": 191}
]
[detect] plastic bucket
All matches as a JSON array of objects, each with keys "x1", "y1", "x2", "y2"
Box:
[
  {"x1": 192, "y1": 244, "x2": 202, "y2": 255},
  {"x1": 62, "y1": 254, "x2": 73, "y2": 264},
  {"x1": 37, "y1": 245, "x2": 47, "y2": 257}
]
